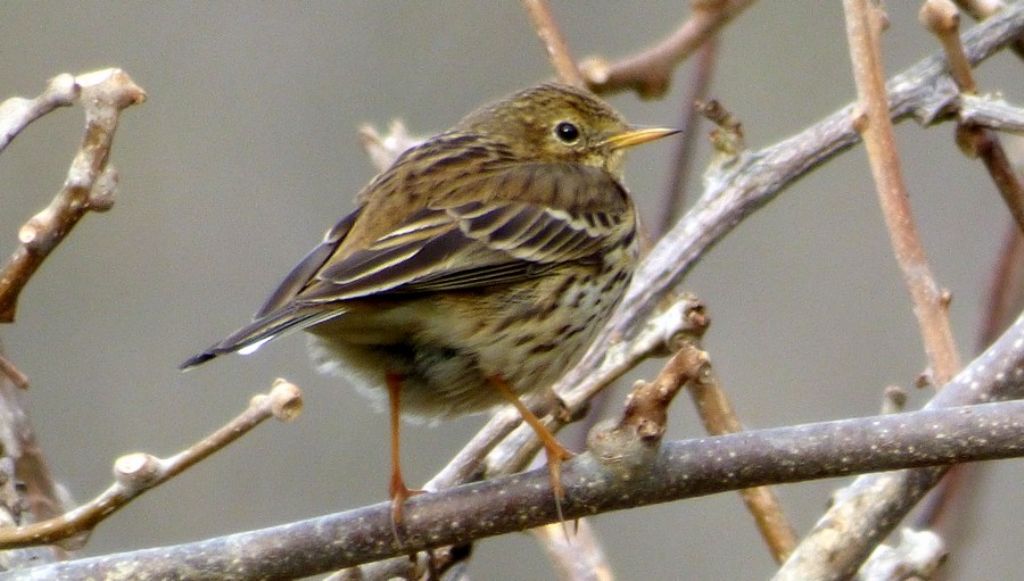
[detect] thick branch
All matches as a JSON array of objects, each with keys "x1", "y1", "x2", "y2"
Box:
[
  {"x1": 777, "y1": 308, "x2": 1024, "y2": 576},
  {"x1": 18, "y1": 397, "x2": 1024, "y2": 580}
]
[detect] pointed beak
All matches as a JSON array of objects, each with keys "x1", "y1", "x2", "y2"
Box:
[{"x1": 602, "y1": 126, "x2": 680, "y2": 150}]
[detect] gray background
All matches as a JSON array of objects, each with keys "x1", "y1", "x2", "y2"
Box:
[{"x1": 1, "y1": 2, "x2": 1022, "y2": 579}]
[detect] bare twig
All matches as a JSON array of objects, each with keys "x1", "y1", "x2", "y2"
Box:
[
  {"x1": 0, "y1": 353, "x2": 27, "y2": 391},
  {"x1": 521, "y1": 0, "x2": 584, "y2": 87},
  {"x1": 924, "y1": 0, "x2": 1024, "y2": 236},
  {"x1": 532, "y1": 519, "x2": 612, "y2": 581},
  {"x1": 858, "y1": 529, "x2": 947, "y2": 580},
  {"x1": 0, "y1": 74, "x2": 79, "y2": 154},
  {"x1": 358, "y1": 121, "x2": 424, "y2": 172},
  {"x1": 0, "y1": 379, "x2": 302, "y2": 549},
  {"x1": 952, "y1": 0, "x2": 1024, "y2": 58},
  {"x1": 967, "y1": 127, "x2": 1024, "y2": 234},
  {"x1": 979, "y1": 224, "x2": 1024, "y2": 350},
  {"x1": 0, "y1": 344, "x2": 62, "y2": 566},
  {"x1": 612, "y1": 344, "x2": 706, "y2": 444},
  {"x1": 0, "y1": 69, "x2": 146, "y2": 323},
  {"x1": 598, "y1": 6, "x2": 1023, "y2": 376},
  {"x1": 580, "y1": 0, "x2": 756, "y2": 98},
  {"x1": 687, "y1": 348, "x2": 797, "y2": 563},
  {"x1": 19, "y1": 394, "x2": 1024, "y2": 579},
  {"x1": 922, "y1": 0, "x2": 978, "y2": 93},
  {"x1": 845, "y1": 0, "x2": 962, "y2": 385},
  {"x1": 956, "y1": 93, "x2": 1024, "y2": 133},
  {"x1": 0, "y1": 341, "x2": 64, "y2": 529},
  {"x1": 656, "y1": 38, "x2": 719, "y2": 239}
]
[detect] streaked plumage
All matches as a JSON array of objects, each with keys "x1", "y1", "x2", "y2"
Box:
[{"x1": 182, "y1": 82, "x2": 676, "y2": 516}]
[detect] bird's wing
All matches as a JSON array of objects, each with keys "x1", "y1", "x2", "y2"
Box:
[
  {"x1": 179, "y1": 164, "x2": 630, "y2": 369},
  {"x1": 297, "y1": 165, "x2": 630, "y2": 303},
  {"x1": 179, "y1": 209, "x2": 362, "y2": 368},
  {"x1": 252, "y1": 209, "x2": 360, "y2": 318}
]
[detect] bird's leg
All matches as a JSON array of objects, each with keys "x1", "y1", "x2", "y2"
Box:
[
  {"x1": 488, "y1": 375, "x2": 573, "y2": 501},
  {"x1": 386, "y1": 372, "x2": 423, "y2": 526}
]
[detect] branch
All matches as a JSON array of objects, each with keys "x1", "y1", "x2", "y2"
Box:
[
  {"x1": 0, "y1": 379, "x2": 302, "y2": 549},
  {"x1": 581, "y1": 0, "x2": 757, "y2": 98},
  {"x1": 776, "y1": 311, "x2": 1024, "y2": 575},
  {"x1": 0, "y1": 74, "x2": 79, "y2": 154},
  {"x1": 19, "y1": 395, "x2": 1024, "y2": 579},
  {"x1": 957, "y1": 93, "x2": 1024, "y2": 132},
  {"x1": 686, "y1": 345, "x2": 797, "y2": 562},
  {"x1": 656, "y1": 38, "x2": 719, "y2": 239},
  {"x1": 847, "y1": 0, "x2": 962, "y2": 386},
  {"x1": 953, "y1": 0, "x2": 1024, "y2": 58},
  {"x1": 521, "y1": 0, "x2": 584, "y2": 87},
  {"x1": 0, "y1": 69, "x2": 146, "y2": 323},
  {"x1": 340, "y1": 11, "x2": 1024, "y2": 576},
  {"x1": 599, "y1": 3, "x2": 1024, "y2": 369},
  {"x1": 923, "y1": 0, "x2": 1024, "y2": 237}
]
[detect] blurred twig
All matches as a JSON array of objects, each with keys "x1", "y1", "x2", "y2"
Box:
[
  {"x1": 581, "y1": 0, "x2": 756, "y2": 98},
  {"x1": 656, "y1": 38, "x2": 719, "y2": 239}
]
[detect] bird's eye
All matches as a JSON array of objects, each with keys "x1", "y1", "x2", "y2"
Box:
[{"x1": 554, "y1": 121, "x2": 580, "y2": 144}]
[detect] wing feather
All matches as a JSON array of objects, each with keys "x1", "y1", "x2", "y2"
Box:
[{"x1": 298, "y1": 166, "x2": 627, "y2": 303}]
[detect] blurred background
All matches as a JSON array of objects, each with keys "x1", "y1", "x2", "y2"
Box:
[{"x1": 2, "y1": 2, "x2": 1022, "y2": 579}]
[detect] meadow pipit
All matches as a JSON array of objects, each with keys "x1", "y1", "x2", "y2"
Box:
[{"x1": 182, "y1": 82, "x2": 677, "y2": 522}]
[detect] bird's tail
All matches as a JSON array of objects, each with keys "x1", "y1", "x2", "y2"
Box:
[{"x1": 179, "y1": 306, "x2": 341, "y2": 370}]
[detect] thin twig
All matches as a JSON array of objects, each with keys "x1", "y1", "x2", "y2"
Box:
[
  {"x1": 978, "y1": 223, "x2": 1024, "y2": 350},
  {"x1": 952, "y1": 0, "x2": 1024, "y2": 59},
  {"x1": 656, "y1": 38, "x2": 719, "y2": 239},
  {"x1": 521, "y1": 0, "x2": 584, "y2": 87},
  {"x1": 0, "y1": 343, "x2": 64, "y2": 524},
  {"x1": 580, "y1": 0, "x2": 756, "y2": 98},
  {"x1": 0, "y1": 353, "x2": 28, "y2": 391},
  {"x1": 599, "y1": 5, "x2": 1024, "y2": 377},
  {"x1": 0, "y1": 379, "x2": 302, "y2": 549},
  {"x1": 0, "y1": 74, "x2": 79, "y2": 154},
  {"x1": 532, "y1": 519, "x2": 612, "y2": 581},
  {"x1": 956, "y1": 93, "x2": 1024, "y2": 133},
  {"x1": 686, "y1": 346, "x2": 797, "y2": 563},
  {"x1": 0, "y1": 69, "x2": 146, "y2": 323},
  {"x1": 924, "y1": 0, "x2": 1024, "y2": 236},
  {"x1": 845, "y1": 0, "x2": 961, "y2": 385},
  {"x1": 0, "y1": 343, "x2": 62, "y2": 566}
]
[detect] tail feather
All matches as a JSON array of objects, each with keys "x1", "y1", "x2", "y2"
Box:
[{"x1": 179, "y1": 306, "x2": 340, "y2": 370}]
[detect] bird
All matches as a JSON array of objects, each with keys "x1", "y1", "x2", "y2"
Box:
[{"x1": 181, "y1": 82, "x2": 677, "y2": 523}]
